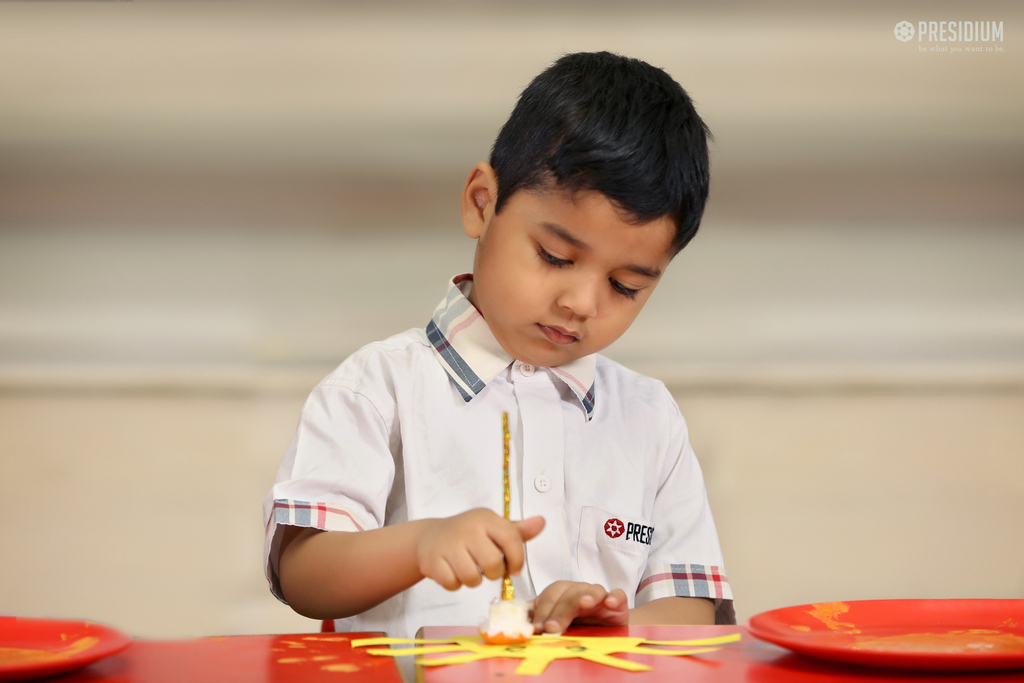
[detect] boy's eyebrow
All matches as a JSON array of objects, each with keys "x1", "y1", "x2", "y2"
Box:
[
  {"x1": 542, "y1": 222, "x2": 589, "y2": 250},
  {"x1": 622, "y1": 263, "x2": 663, "y2": 279},
  {"x1": 541, "y1": 222, "x2": 663, "y2": 279}
]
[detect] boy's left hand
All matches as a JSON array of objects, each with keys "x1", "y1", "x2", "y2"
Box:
[{"x1": 530, "y1": 581, "x2": 628, "y2": 634}]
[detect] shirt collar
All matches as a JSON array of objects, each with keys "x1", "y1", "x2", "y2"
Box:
[{"x1": 427, "y1": 275, "x2": 597, "y2": 421}]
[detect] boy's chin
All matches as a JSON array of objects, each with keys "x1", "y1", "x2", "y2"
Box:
[
  {"x1": 512, "y1": 347, "x2": 589, "y2": 368},
  {"x1": 500, "y1": 331, "x2": 601, "y2": 367}
]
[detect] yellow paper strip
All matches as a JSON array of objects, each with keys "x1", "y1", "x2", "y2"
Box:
[
  {"x1": 578, "y1": 653, "x2": 652, "y2": 672},
  {"x1": 635, "y1": 646, "x2": 720, "y2": 657},
  {"x1": 512, "y1": 657, "x2": 551, "y2": 676},
  {"x1": 365, "y1": 645, "x2": 469, "y2": 657},
  {"x1": 644, "y1": 633, "x2": 742, "y2": 647},
  {"x1": 351, "y1": 637, "x2": 453, "y2": 647}
]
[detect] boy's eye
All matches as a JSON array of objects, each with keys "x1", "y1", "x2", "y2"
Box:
[
  {"x1": 610, "y1": 279, "x2": 640, "y2": 300},
  {"x1": 537, "y1": 246, "x2": 572, "y2": 268},
  {"x1": 537, "y1": 245, "x2": 641, "y2": 300}
]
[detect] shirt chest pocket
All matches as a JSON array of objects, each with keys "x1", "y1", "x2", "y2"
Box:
[{"x1": 576, "y1": 506, "x2": 652, "y2": 606}]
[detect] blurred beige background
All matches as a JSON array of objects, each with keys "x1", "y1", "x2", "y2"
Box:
[{"x1": 1, "y1": 1, "x2": 1022, "y2": 638}]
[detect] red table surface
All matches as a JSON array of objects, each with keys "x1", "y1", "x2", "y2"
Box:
[
  {"x1": 39, "y1": 626, "x2": 1024, "y2": 683},
  {"x1": 56, "y1": 633, "x2": 403, "y2": 683},
  {"x1": 418, "y1": 625, "x2": 1024, "y2": 683}
]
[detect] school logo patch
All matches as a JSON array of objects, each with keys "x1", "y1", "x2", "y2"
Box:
[{"x1": 604, "y1": 518, "x2": 625, "y2": 538}]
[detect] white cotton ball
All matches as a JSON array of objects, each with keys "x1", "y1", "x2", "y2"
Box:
[{"x1": 479, "y1": 598, "x2": 533, "y2": 644}]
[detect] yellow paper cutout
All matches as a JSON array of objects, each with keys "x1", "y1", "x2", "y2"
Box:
[{"x1": 352, "y1": 633, "x2": 740, "y2": 675}]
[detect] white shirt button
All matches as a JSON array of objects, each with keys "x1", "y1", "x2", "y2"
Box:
[
  {"x1": 534, "y1": 474, "x2": 551, "y2": 492},
  {"x1": 520, "y1": 363, "x2": 535, "y2": 376}
]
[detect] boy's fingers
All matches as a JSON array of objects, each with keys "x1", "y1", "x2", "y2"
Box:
[
  {"x1": 528, "y1": 585, "x2": 585, "y2": 634},
  {"x1": 425, "y1": 556, "x2": 460, "y2": 591},
  {"x1": 500, "y1": 542, "x2": 524, "y2": 577},
  {"x1": 530, "y1": 581, "x2": 576, "y2": 632},
  {"x1": 542, "y1": 584, "x2": 608, "y2": 633},
  {"x1": 491, "y1": 520, "x2": 528, "y2": 575},
  {"x1": 515, "y1": 516, "x2": 545, "y2": 542},
  {"x1": 448, "y1": 551, "x2": 485, "y2": 588},
  {"x1": 604, "y1": 588, "x2": 628, "y2": 610},
  {"x1": 484, "y1": 516, "x2": 544, "y2": 577},
  {"x1": 468, "y1": 538, "x2": 507, "y2": 580}
]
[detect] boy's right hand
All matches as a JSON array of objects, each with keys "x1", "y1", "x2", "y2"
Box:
[{"x1": 416, "y1": 509, "x2": 545, "y2": 590}]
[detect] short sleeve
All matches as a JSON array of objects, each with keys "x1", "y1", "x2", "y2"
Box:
[
  {"x1": 261, "y1": 370, "x2": 398, "y2": 602},
  {"x1": 635, "y1": 402, "x2": 735, "y2": 624}
]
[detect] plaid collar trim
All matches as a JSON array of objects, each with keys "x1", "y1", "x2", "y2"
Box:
[{"x1": 427, "y1": 275, "x2": 597, "y2": 421}]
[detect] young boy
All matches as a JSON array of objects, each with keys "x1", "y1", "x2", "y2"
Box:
[{"x1": 263, "y1": 51, "x2": 734, "y2": 639}]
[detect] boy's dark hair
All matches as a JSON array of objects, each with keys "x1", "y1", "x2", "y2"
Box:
[{"x1": 490, "y1": 51, "x2": 711, "y2": 253}]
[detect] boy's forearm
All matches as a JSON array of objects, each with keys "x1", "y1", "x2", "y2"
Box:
[
  {"x1": 278, "y1": 521, "x2": 430, "y2": 619},
  {"x1": 279, "y1": 509, "x2": 543, "y2": 620},
  {"x1": 629, "y1": 596, "x2": 716, "y2": 625}
]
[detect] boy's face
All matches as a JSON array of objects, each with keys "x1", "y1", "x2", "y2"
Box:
[{"x1": 461, "y1": 163, "x2": 675, "y2": 368}]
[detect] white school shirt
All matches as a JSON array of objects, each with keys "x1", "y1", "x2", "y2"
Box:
[{"x1": 263, "y1": 275, "x2": 734, "y2": 637}]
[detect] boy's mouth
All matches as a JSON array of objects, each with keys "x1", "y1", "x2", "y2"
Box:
[{"x1": 537, "y1": 324, "x2": 579, "y2": 345}]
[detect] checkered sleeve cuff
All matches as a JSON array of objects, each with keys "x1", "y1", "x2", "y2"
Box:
[
  {"x1": 636, "y1": 563, "x2": 734, "y2": 623},
  {"x1": 266, "y1": 499, "x2": 369, "y2": 603},
  {"x1": 271, "y1": 499, "x2": 367, "y2": 532}
]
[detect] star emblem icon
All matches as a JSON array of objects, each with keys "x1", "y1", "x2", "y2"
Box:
[
  {"x1": 893, "y1": 20, "x2": 915, "y2": 42},
  {"x1": 604, "y1": 518, "x2": 624, "y2": 538}
]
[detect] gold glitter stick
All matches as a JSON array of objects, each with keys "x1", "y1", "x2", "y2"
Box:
[{"x1": 501, "y1": 411, "x2": 514, "y2": 600}]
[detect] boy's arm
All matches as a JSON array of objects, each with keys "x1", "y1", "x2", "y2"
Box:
[
  {"x1": 278, "y1": 522, "x2": 426, "y2": 619},
  {"x1": 630, "y1": 595, "x2": 715, "y2": 625},
  {"x1": 278, "y1": 509, "x2": 545, "y2": 619}
]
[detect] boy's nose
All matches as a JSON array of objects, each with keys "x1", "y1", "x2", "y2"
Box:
[{"x1": 557, "y1": 279, "x2": 599, "y2": 319}]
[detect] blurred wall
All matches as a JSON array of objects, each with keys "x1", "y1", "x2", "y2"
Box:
[{"x1": 1, "y1": 1, "x2": 1022, "y2": 638}]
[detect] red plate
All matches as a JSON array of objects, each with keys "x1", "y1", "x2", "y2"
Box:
[
  {"x1": 0, "y1": 617, "x2": 132, "y2": 682},
  {"x1": 747, "y1": 599, "x2": 1024, "y2": 671}
]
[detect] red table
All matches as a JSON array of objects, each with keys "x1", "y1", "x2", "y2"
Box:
[
  {"x1": 56, "y1": 633, "x2": 402, "y2": 683},
  {"x1": 48, "y1": 626, "x2": 1024, "y2": 683},
  {"x1": 417, "y1": 626, "x2": 1024, "y2": 683}
]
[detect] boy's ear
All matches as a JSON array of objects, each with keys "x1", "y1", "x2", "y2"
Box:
[{"x1": 461, "y1": 161, "x2": 498, "y2": 239}]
